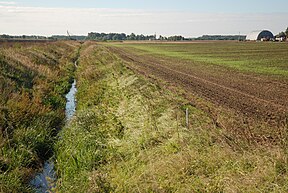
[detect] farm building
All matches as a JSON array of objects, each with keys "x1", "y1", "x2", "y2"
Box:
[{"x1": 246, "y1": 30, "x2": 274, "y2": 41}]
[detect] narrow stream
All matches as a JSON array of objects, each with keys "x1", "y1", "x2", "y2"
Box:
[
  {"x1": 65, "y1": 79, "x2": 77, "y2": 121},
  {"x1": 30, "y1": 79, "x2": 77, "y2": 192}
]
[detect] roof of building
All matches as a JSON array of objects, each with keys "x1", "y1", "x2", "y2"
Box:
[{"x1": 246, "y1": 30, "x2": 273, "y2": 41}]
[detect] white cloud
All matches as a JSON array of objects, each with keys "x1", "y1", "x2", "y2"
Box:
[
  {"x1": 0, "y1": 1, "x2": 16, "y2": 5},
  {"x1": 0, "y1": 5, "x2": 287, "y2": 37}
]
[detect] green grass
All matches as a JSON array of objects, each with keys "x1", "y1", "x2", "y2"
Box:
[
  {"x1": 55, "y1": 42, "x2": 288, "y2": 192},
  {"x1": 0, "y1": 41, "x2": 79, "y2": 192},
  {"x1": 111, "y1": 42, "x2": 288, "y2": 77},
  {"x1": 1, "y1": 41, "x2": 287, "y2": 192}
]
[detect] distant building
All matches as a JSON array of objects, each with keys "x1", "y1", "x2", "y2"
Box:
[
  {"x1": 246, "y1": 30, "x2": 274, "y2": 41},
  {"x1": 275, "y1": 37, "x2": 286, "y2": 42}
]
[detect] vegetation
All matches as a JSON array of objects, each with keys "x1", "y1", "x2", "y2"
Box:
[
  {"x1": 0, "y1": 41, "x2": 79, "y2": 192},
  {"x1": 0, "y1": 32, "x2": 254, "y2": 42},
  {"x1": 112, "y1": 42, "x2": 288, "y2": 77},
  {"x1": 275, "y1": 27, "x2": 288, "y2": 41},
  {"x1": 55, "y1": 42, "x2": 288, "y2": 192},
  {"x1": 86, "y1": 32, "x2": 247, "y2": 41},
  {"x1": 0, "y1": 34, "x2": 53, "y2": 40},
  {"x1": 1, "y1": 40, "x2": 287, "y2": 192},
  {"x1": 277, "y1": 27, "x2": 288, "y2": 38},
  {"x1": 194, "y1": 35, "x2": 246, "y2": 41},
  {"x1": 276, "y1": 31, "x2": 286, "y2": 38},
  {"x1": 51, "y1": 35, "x2": 87, "y2": 41},
  {"x1": 87, "y1": 32, "x2": 157, "y2": 41}
]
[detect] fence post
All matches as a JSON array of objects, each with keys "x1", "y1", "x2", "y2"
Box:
[{"x1": 186, "y1": 108, "x2": 189, "y2": 129}]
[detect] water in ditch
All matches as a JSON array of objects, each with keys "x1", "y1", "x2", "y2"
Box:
[
  {"x1": 65, "y1": 79, "x2": 77, "y2": 121},
  {"x1": 30, "y1": 79, "x2": 77, "y2": 192}
]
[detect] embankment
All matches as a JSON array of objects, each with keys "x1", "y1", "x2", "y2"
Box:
[
  {"x1": 55, "y1": 42, "x2": 288, "y2": 192},
  {"x1": 0, "y1": 41, "x2": 79, "y2": 192}
]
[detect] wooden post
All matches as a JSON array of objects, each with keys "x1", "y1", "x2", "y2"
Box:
[
  {"x1": 176, "y1": 111, "x2": 180, "y2": 139},
  {"x1": 186, "y1": 108, "x2": 189, "y2": 129}
]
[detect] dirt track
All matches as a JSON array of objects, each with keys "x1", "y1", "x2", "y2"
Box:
[{"x1": 109, "y1": 46, "x2": 288, "y2": 125}]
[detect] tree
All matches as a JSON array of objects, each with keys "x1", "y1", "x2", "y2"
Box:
[
  {"x1": 285, "y1": 27, "x2": 288, "y2": 37},
  {"x1": 128, "y1": 33, "x2": 136, "y2": 40},
  {"x1": 276, "y1": 32, "x2": 286, "y2": 38}
]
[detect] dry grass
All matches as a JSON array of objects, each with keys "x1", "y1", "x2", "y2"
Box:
[
  {"x1": 55, "y1": 42, "x2": 288, "y2": 192},
  {"x1": 0, "y1": 41, "x2": 79, "y2": 192}
]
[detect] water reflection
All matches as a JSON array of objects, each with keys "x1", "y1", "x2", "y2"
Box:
[
  {"x1": 30, "y1": 79, "x2": 77, "y2": 192},
  {"x1": 30, "y1": 161, "x2": 56, "y2": 192},
  {"x1": 65, "y1": 80, "x2": 77, "y2": 121}
]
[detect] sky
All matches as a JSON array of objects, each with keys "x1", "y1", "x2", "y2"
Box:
[{"x1": 0, "y1": 0, "x2": 288, "y2": 37}]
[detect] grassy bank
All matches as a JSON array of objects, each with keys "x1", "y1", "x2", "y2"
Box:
[
  {"x1": 55, "y1": 43, "x2": 288, "y2": 192},
  {"x1": 107, "y1": 42, "x2": 288, "y2": 148},
  {"x1": 0, "y1": 41, "x2": 79, "y2": 192}
]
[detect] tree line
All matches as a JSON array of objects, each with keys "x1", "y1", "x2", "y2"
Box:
[
  {"x1": 87, "y1": 32, "x2": 157, "y2": 41},
  {"x1": 0, "y1": 34, "x2": 51, "y2": 40},
  {"x1": 87, "y1": 33, "x2": 247, "y2": 41},
  {"x1": 2, "y1": 28, "x2": 287, "y2": 41},
  {"x1": 87, "y1": 32, "x2": 191, "y2": 41},
  {"x1": 276, "y1": 27, "x2": 288, "y2": 38},
  {"x1": 193, "y1": 35, "x2": 246, "y2": 41}
]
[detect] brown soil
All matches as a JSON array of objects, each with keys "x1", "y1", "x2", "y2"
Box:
[{"x1": 109, "y1": 46, "x2": 288, "y2": 126}]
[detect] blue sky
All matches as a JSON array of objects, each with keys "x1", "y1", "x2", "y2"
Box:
[
  {"x1": 12, "y1": 0, "x2": 288, "y2": 12},
  {"x1": 0, "y1": 0, "x2": 287, "y2": 36}
]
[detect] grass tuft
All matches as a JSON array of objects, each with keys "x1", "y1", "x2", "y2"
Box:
[{"x1": 55, "y1": 42, "x2": 288, "y2": 192}]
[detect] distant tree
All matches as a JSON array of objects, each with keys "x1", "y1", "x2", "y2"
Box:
[
  {"x1": 128, "y1": 33, "x2": 136, "y2": 40},
  {"x1": 195, "y1": 35, "x2": 246, "y2": 41},
  {"x1": 87, "y1": 32, "x2": 179, "y2": 41},
  {"x1": 120, "y1": 33, "x2": 127, "y2": 40},
  {"x1": 0, "y1": 34, "x2": 10, "y2": 39},
  {"x1": 285, "y1": 27, "x2": 288, "y2": 37},
  {"x1": 276, "y1": 32, "x2": 286, "y2": 38},
  {"x1": 167, "y1": 35, "x2": 184, "y2": 41}
]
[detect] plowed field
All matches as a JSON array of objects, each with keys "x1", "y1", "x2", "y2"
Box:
[{"x1": 108, "y1": 42, "x2": 288, "y2": 125}]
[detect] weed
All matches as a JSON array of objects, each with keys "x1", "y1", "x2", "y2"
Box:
[
  {"x1": 0, "y1": 41, "x2": 79, "y2": 191},
  {"x1": 55, "y1": 42, "x2": 288, "y2": 192}
]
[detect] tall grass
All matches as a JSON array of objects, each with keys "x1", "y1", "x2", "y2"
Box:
[
  {"x1": 0, "y1": 41, "x2": 79, "y2": 192},
  {"x1": 55, "y1": 42, "x2": 288, "y2": 192}
]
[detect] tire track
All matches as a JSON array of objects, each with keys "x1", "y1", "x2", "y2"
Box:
[{"x1": 109, "y1": 46, "x2": 288, "y2": 122}]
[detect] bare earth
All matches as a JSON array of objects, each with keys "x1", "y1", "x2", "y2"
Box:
[{"x1": 109, "y1": 46, "x2": 288, "y2": 125}]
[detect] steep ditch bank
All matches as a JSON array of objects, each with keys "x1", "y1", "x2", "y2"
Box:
[
  {"x1": 0, "y1": 41, "x2": 79, "y2": 192},
  {"x1": 30, "y1": 78, "x2": 77, "y2": 192},
  {"x1": 30, "y1": 59, "x2": 78, "y2": 192},
  {"x1": 54, "y1": 43, "x2": 288, "y2": 192}
]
